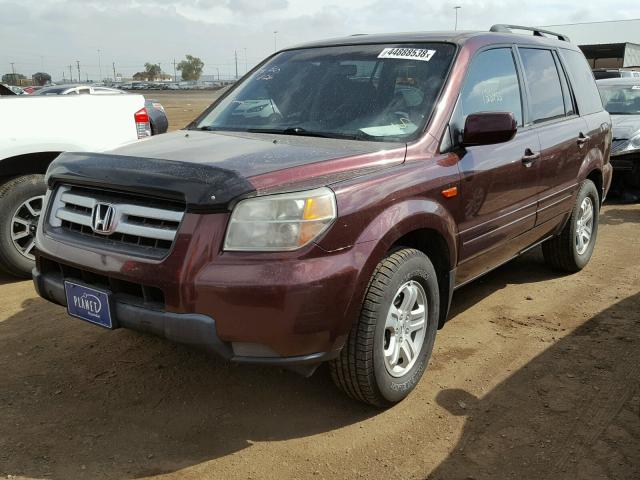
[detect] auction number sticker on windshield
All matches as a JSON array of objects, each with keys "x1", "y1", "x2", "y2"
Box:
[{"x1": 378, "y1": 48, "x2": 436, "y2": 62}]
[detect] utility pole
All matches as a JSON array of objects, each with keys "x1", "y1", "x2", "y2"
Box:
[
  {"x1": 216, "y1": 67, "x2": 220, "y2": 81},
  {"x1": 244, "y1": 48, "x2": 248, "y2": 74},
  {"x1": 273, "y1": 31, "x2": 278, "y2": 52},
  {"x1": 69, "y1": 65, "x2": 73, "y2": 82},
  {"x1": 76, "y1": 60, "x2": 81, "y2": 83},
  {"x1": 234, "y1": 50, "x2": 238, "y2": 80},
  {"x1": 173, "y1": 58, "x2": 177, "y2": 82},
  {"x1": 10, "y1": 62, "x2": 16, "y2": 77},
  {"x1": 112, "y1": 62, "x2": 116, "y2": 81},
  {"x1": 97, "y1": 49, "x2": 102, "y2": 81},
  {"x1": 454, "y1": 6, "x2": 461, "y2": 31}
]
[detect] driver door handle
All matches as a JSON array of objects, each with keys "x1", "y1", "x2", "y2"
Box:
[
  {"x1": 577, "y1": 133, "x2": 591, "y2": 146},
  {"x1": 521, "y1": 149, "x2": 540, "y2": 168}
]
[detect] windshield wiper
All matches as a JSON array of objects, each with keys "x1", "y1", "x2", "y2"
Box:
[
  {"x1": 197, "y1": 126, "x2": 391, "y2": 142},
  {"x1": 246, "y1": 127, "x2": 384, "y2": 141},
  {"x1": 246, "y1": 127, "x2": 335, "y2": 138}
]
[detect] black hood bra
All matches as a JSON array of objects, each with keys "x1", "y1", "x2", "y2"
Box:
[{"x1": 46, "y1": 152, "x2": 256, "y2": 213}]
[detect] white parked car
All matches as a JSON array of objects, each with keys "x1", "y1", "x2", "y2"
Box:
[{"x1": 0, "y1": 93, "x2": 151, "y2": 277}]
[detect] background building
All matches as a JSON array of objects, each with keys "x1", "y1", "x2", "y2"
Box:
[{"x1": 542, "y1": 19, "x2": 640, "y2": 68}]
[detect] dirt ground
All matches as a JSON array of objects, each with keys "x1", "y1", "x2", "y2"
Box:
[
  {"x1": 0, "y1": 95, "x2": 638, "y2": 479},
  {"x1": 147, "y1": 90, "x2": 224, "y2": 131}
]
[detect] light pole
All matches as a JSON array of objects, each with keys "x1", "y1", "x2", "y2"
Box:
[
  {"x1": 98, "y1": 49, "x2": 102, "y2": 81},
  {"x1": 244, "y1": 47, "x2": 248, "y2": 74},
  {"x1": 273, "y1": 31, "x2": 278, "y2": 52},
  {"x1": 454, "y1": 6, "x2": 461, "y2": 31}
]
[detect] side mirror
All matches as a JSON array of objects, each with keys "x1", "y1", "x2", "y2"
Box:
[{"x1": 462, "y1": 112, "x2": 517, "y2": 146}]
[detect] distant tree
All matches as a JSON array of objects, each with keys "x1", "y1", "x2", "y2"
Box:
[
  {"x1": 2, "y1": 73, "x2": 26, "y2": 85},
  {"x1": 177, "y1": 55, "x2": 204, "y2": 81},
  {"x1": 32, "y1": 72, "x2": 51, "y2": 86},
  {"x1": 144, "y1": 63, "x2": 161, "y2": 81}
]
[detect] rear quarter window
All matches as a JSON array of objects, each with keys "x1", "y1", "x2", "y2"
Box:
[{"x1": 559, "y1": 49, "x2": 604, "y2": 115}]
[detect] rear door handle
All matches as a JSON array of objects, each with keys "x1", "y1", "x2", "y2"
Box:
[
  {"x1": 577, "y1": 133, "x2": 591, "y2": 146},
  {"x1": 521, "y1": 149, "x2": 540, "y2": 168}
]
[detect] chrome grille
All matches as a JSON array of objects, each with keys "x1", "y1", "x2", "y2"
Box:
[{"x1": 48, "y1": 185, "x2": 184, "y2": 258}]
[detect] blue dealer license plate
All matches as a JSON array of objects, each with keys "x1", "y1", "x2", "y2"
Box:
[{"x1": 64, "y1": 281, "x2": 114, "y2": 329}]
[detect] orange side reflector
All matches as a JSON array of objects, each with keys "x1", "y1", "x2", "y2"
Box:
[{"x1": 441, "y1": 186, "x2": 458, "y2": 198}]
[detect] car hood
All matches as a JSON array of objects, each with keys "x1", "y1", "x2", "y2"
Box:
[
  {"x1": 611, "y1": 115, "x2": 640, "y2": 140},
  {"x1": 48, "y1": 130, "x2": 406, "y2": 212},
  {"x1": 109, "y1": 129, "x2": 400, "y2": 178}
]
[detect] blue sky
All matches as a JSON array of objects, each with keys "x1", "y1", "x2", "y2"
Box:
[{"x1": 1, "y1": 0, "x2": 639, "y2": 80}]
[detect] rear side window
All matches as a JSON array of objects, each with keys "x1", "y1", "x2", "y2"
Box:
[
  {"x1": 559, "y1": 49, "x2": 603, "y2": 115},
  {"x1": 519, "y1": 48, "x2": 565, "y2": 123},
  {"x1": 459, "y1": 48, "x2": 523, "y2": 126}
]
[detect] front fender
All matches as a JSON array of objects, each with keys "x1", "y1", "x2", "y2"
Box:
[
  {"x1": 355, "y1": 199, "x2": 457, "y2": 267},
  {"x1": 319, "y1": 159, "x2": 461, "y2": 332}
]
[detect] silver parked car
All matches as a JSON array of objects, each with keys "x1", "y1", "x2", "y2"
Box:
[{"x1": 598, "y1": 78, "x2": 640, "y2": 201}]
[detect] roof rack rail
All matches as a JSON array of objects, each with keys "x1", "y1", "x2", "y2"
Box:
[{"x1": 489, "y1": 24, "x2": 571, "y2": 42}]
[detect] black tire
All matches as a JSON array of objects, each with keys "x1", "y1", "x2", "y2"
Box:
[
  {"x1": 542, "y1": 179, "x2": 599, "y2": 273},
  {"x1": 329, "y1": 248, "x2": 439, "y2": 407},
  {"x1": 0, "y1": 174, "x2": 46, "y2": 278}
]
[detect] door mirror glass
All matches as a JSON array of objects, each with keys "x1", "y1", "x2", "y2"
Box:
[{"x1": 462, "y1": 112, "x2": 517, "y2": 146}]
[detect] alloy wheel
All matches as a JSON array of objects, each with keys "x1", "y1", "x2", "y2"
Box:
[
  {"x1": 575, "y1": 196, "x2": 594, "y2": 256},
  {"x1": 383, "y1": 280, "x2": 428, "y2": 377},
  {"x1": 11, "y1": 195, "x2": 43, "y2": 260}
]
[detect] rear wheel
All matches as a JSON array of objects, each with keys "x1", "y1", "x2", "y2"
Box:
[
  {"x1": 0, "y1": 175, "x2": 46, "y2": 278},
  {"x1": 542, "y1": 179, "x2": 599, "y2": 272},
  {"x1": 330, "y1": 248, "x2": 439, "y2": 407}
]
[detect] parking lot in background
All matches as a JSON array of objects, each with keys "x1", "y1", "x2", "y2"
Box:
[{"x1": 0, "y1": 99, "x2": 638, "y2": 480}]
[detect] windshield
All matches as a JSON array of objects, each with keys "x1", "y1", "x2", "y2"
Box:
[
  {"x1": 195, "y1": 43, "x2": 456, "y2": 142},
  {"x1": 599, "y1": 85, "x2": 640, "y2": 115}
]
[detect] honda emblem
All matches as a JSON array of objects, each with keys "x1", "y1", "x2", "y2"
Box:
[{"x1": 91, "y1": 203, "x2": 116, "y2": 234}]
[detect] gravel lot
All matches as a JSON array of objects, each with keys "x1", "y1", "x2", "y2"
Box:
[{"x1": 0, "y1": 92, "x2": 638, "y2": 479}]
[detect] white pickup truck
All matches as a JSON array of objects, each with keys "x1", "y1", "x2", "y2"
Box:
[{"x1": 0, "y1": 93, "x2": 151, "y2": 277}]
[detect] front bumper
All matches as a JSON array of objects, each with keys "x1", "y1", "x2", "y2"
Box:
[
  {"x1": 610, "y1": 151, "x2": 640, "y2": 172},
  {"x1": 34, "y1": 210, "x2": 376, "y2": 369},
  {"x1": 32, "y1": 265, "x2": 341, "y2": 373}
]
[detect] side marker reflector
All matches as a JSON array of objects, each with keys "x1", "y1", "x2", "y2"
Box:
[{"x1": 441, "y1": 186, "x2": 458, "y2": 198}]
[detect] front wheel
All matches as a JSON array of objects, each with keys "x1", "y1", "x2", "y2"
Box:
[
  {"x1": 0, "y1": 174, "x2": 46, "y2": 278},
  {"x1": 542, "y1": 179, "x2": 600, "y2": 272},
  {"x1": 330, "y1": 248, "x2": 439, "y2": 407}
]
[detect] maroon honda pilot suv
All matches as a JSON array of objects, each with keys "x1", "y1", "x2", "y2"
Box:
[{"x1": 33, "y1": 25, "x2": 612, "y2": 406}]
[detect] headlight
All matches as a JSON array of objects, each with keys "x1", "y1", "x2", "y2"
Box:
[
  {"x1": 629, "y1": 133, "x2": 640, "y2": 149},
  {"x1": 224, "y1": 187, "x2": 337, "y2": 251}
]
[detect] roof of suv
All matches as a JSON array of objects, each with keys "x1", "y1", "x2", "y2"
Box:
[{"x1": 286, "y1": 29, "x2": 578, "y2": 51}]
